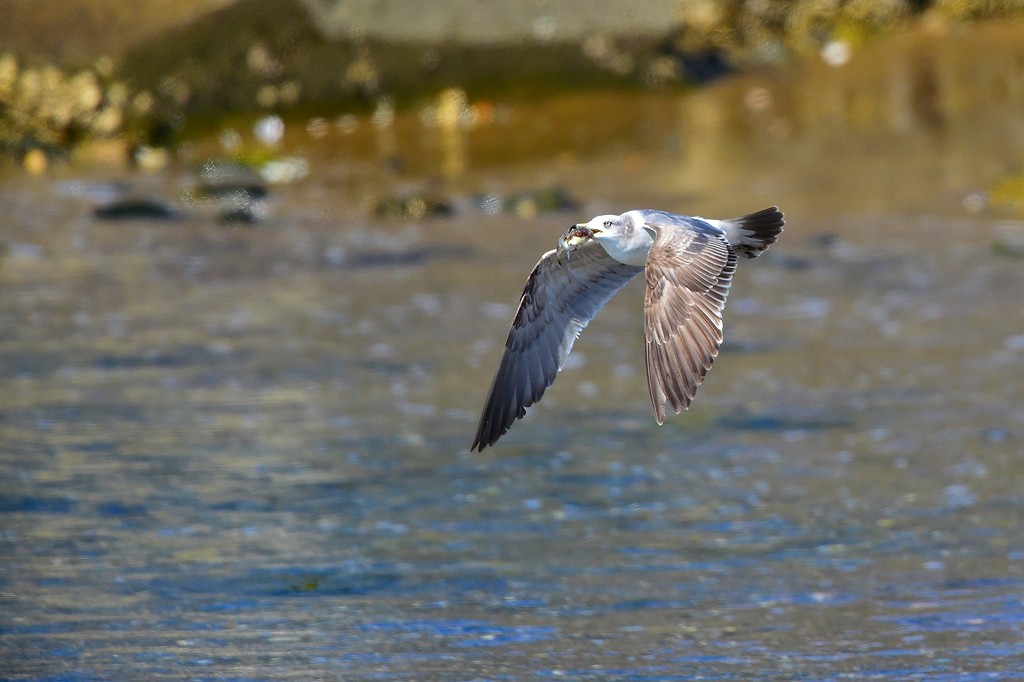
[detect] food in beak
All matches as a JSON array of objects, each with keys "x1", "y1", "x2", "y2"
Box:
[{"x1": 556, "y1": 224, "x2": 594, "y2": 263}]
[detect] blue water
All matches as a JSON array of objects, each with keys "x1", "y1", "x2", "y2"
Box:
[{"x1": 6, "y1": 36, "x2": 1024, "y2": 677}]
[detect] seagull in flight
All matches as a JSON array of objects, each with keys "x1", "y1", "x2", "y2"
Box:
[{"x1": 471, "y1": 207, "x2": 784, "y2": 451}]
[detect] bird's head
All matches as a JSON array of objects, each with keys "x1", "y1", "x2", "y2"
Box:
[
  {"x1": 556, "y1": 215, "x2": 635, "y2": 264},
  {"x1": 583, "y1": 214, "x2": 630, "y2": 245}
]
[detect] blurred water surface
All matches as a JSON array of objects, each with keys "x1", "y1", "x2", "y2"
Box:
[{"x1": 3, "y1": 22, "x2": 1024, "y2": 681}]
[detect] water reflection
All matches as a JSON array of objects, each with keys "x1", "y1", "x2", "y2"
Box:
[
  {"x1": 665, "y1": 22, "x2": 1024, "y2": 215},
  {"x1": 3, "y1": 19, "x2": 1024, "y2": 682},
  {"x1": 435, "y1": 88, "x2": 470, "y2": 180}
]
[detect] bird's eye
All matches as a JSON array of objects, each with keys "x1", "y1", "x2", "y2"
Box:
[{"x1": 603, "y1": 221, "x2": 612, "y2": 228}]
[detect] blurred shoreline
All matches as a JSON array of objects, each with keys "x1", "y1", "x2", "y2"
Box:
[{"x1": 2, "y1": 0, "x2": 1024, "y2": 172}]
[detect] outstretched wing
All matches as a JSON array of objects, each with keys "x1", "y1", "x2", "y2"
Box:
[
  {"x1": 643, "y1": 219, "x2": 737, "y2": 423},
  {"x1": 472, "y1": 241, "x2": 644, "y2": 451}
]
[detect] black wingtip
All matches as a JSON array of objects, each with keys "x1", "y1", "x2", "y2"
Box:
[
  {"x1": 471, "y1": 402, "x2": 526, "y2": 451},
  {"x1": 470, "y1": 428, "x2": 490, "y2": 452},
  {"x1": 470, "y1": 424, "x2": 489, "y2": 452},
  {"x1": 742, "y1": 206, "x2": 785, "y2": 234},
  {"x1": 729, "y1": 206, "x2": 785, "y2": 258}
]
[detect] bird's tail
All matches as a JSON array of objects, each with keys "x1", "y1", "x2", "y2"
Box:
[{"x1": 717, "y1": 206, "x2": 785, "y2": 258}]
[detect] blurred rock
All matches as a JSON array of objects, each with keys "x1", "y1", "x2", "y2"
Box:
[
  {"x1": 218, "y1": 205, "x2": 262, "y2": 226},
  {"x1": 301, "y1": 0, "x2": 679, "y2": 43},
  {"x1": 93, "y1": 197, "x2": 180, "y2": 221},
  {"x1": 192, "y1": 159, "x2": 270, "y2": 225},
  {"x1": 112, "y1": 0, "x2": 659, "y2": 129},
  {"x1": 196, "y1": 159, "x2": 267, "y2": 200}
]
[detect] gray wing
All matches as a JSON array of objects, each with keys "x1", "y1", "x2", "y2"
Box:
[
  {"x1": 643, "y1": 219, "x2": 737, "y2": 423},
  {"x1": 472, "y1": 241, "x2": 644, "y2": 451}
]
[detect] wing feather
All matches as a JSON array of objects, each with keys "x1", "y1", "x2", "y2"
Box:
[
  {"x1": 643, "y1": 220, "x2": 738, "y2": 423},
  {"x1": 472, "y1": 241, "x2": 644, "y2": 451}
]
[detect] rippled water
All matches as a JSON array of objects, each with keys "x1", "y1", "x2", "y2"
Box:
[{"x1": 4, "y1": 22, "x2": 1024, "y2": 681}]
